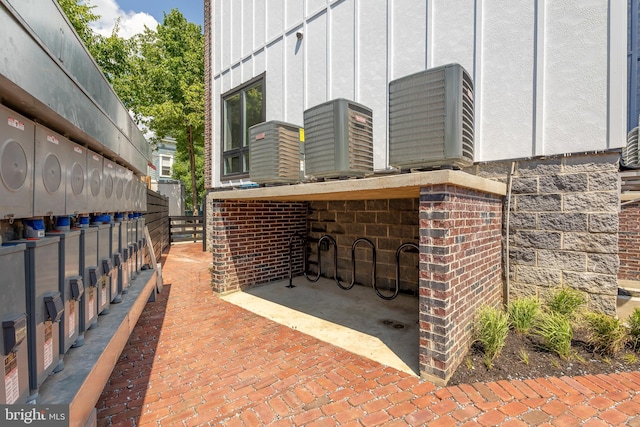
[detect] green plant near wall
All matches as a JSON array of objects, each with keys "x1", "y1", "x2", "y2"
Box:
[
  {"x1": 545, "y1": 287, "x2": 586, "y2": 318},
  {"x1": 475, "y1": 305, "x2": 509, "y2": 369},
  {"x1": 629, "y1": 308, "x2": 640, "y2": 351},
  {"x1": 508, "y1": 297, "x2": 540, "y2": 334},
  {"x1": 583, "y1": 312, "x2": 628, "y2": 356},
  {"x1": 535, "y1": 311, "x2": 573, "y2": 359}
]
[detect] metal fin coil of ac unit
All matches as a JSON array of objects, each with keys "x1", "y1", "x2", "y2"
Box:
[
  {"x1": 303, "y1": 98, "x2": 373, "y2": 180},
  {"x1": 249, "y1": 121, "x2": 303, "y2": 185},
  {"x1": 389, "y1": 63, "x2": 474, "y2": 170}
]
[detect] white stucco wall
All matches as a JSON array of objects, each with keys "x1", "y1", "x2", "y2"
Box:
[{"x1": 209, "y1": 0, "x2": 627, "y2": 188}]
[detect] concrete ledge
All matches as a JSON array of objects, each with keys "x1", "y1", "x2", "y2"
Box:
[
  {"x1": 39, "y1": 269, "x2": 158, "y2": 427},
  {"x1": 210, "y1": 170, "x2": 506, "y2": 201}
]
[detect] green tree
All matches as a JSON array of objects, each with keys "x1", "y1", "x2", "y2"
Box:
[
  {"x1": 115, "y1": 10, "x2": 204, "y2": 213},
  {"x1": 57, "y1": 0, "x2": 132, "y2": 84}
]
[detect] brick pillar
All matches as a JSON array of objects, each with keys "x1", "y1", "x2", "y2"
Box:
[
  {"x1": 620, "y1": 201, "x2": 640, "y2": 281},
  {"x1": 209, "y1": 200, "x2": 307, "y2": 293},
  {"x1": 419, "y1": 185, "x2": 503, "y2": 384}
]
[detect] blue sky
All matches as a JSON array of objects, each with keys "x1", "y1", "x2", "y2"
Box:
[
  {"x1": 116, "y1": 0, "x2": 203, "y2": 28},
  {"x1": 89, "y1": 0, "x2": 203, "y2": 38}
]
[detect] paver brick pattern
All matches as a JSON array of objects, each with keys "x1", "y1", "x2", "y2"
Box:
[{"x1": 97, "y1": 244, "x2": 640, "y2": 426}]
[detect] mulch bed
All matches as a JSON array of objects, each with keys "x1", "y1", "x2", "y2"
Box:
[{"x1": 448, "y1": 328, "x2": 640, "y2": 385}]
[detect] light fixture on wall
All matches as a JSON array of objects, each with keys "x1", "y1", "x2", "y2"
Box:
[{"x1": 296, "y1": 31, "x2": 303, "y2": 40}]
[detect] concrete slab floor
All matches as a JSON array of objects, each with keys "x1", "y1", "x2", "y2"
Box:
[{"x1": 222, "y1": 276, "x2": 420, "y2": 376}]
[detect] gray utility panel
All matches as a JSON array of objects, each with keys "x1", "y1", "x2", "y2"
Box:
[
  {"x1": 124, "y1": 169, "x2": 134, "y2": 212},
  {"x1": 303, "y1": 98, "x2": 373, "y2": 180},
  {"x1": 34, "y1": 124, "x2": 66, "y2": 217},
  {"x1": 95, "y1": 223, "x2": 112, "y2": 315},
  {"x1": 388, "y1": 63, "x2": 475, "y2": 170},
  {"x1": 67, "y1": 141, "x2": 87, "y2": 215},
  {"x1": 115, "y1": 164, "x2": 126, "y2": 212},
  {"x1": 87, "y1": 150, "x2": 103, "y2": 214},
  {"x1": 110, "y1": 222, "x2": 122, "y2": 303},
  {"x1": 45, "y1": 230, "x2": 83, "y2": 371},
  {"x1": 78, "y1": 227, "x2": 99, "y2": 340},
  {"x1": 136, "y1": 217, "x2": 146, "y2": 271},
  {"x1": 248, "y1": 121, "x2": 304, "y2": 185},
  {"x1": 117, "y1": 219, "x2": 130, "y2": 295},
  {"x1": 0, "y1": 244, "x2": 29, "y2": 404},
  {"x1": 0, "y1": 105, "x2": 34, "y2": 220},
  {"x1": 13, "y1": 237, "x2": 63, "y2": 403},
  {"x1": 103, "y1": 159, "x2": 117, "y2": 213}
]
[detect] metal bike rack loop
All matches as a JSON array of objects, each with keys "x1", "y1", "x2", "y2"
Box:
[
  {"x1": 344, "y1": 237, "x2": 376, "y2": 291},
  {"x1": 287, "y1": 233, "x2": 417, "y2": 301},
  {"x1": 384, "y1": 242, "x2": 420, "y2": 301}
]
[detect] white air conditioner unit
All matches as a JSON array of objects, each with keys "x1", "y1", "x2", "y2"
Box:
[
  {"x1": 622, "y1": 127, "x2": 639, "y2": 168},
  {"x1": 303, "y1": 98, "x2": 373, "y2": 180},
  {"x1": 248, "y1": 121, "x2": 303, "y2": 185},
  {"x1": 388, "y1": 63, "x2": 474, "y2": 170}
]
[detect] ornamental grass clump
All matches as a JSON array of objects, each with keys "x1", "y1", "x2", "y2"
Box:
[
  {"x1": 546, "y1": 287, "x2": 586, "y2": 319},
  {"x1": 628, "y1": 308, "x2": 640, "y2": 351},
  {"x1": 534, "y1": 311, "x2": 573, "y2": 359},
  {"x1": 507, "y1": 296, "x2": 540, "y2": 334},
  {"x1": 583, "y1": 312, "x2": 628, "y2": 356},
  {"x1": 475, "y1": 305, "x2": 509, "y2": 369}
]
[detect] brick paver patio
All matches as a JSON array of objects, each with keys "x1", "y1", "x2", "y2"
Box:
[{"x1": 96, "y1": 243, "x2": 640, "y2": 426}]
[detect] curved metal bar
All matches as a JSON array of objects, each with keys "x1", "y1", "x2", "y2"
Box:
[
  {"x1": 347, "y1": 237, "x2": 376, "y2": 291},
  {"x1": 287, "y1": 233, "x2": 306, "y2": 288},
  {"x1": 386, "y1": 242, "x2": 420, "y2": 301}
]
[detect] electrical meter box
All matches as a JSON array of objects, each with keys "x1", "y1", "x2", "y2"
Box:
[
  {"x1": 0, "y1": 105, "x2": 34, "y2": 220},
  {"x1": 12, "y1": 237, "x2": 62, "y2": 403},
  {"x1": 103, "y1": 159, "x2": 117, "y2": 213},
  {"x1": 124, "y1": 170, "x2": 134, "y2": 212},
  {"x1": 110, "y1": 222, "x2": 122, "y2": 303},
  {"x1": 34, "y1": 125, "x2": 67, "y2": 217},
  {"x1": 45, "y1": 229, "x2": 82, "y2": 370},
  {"x1": 0, "y1": 244, "x2": 29, "y2": 404},
  {"x1": 118, "y1": 218, "x2": 130, "y2": 295},
  {"x1": 86, "y1": 150, "x2": 103, "y2": 214},
  {"x1": 79, "y1": 227, "x2": 99, "y2": 338},
  {"x1": 66, "y1": 141, "x2": 87, "y2": 215},
  {"x1": 95, "y1": 223, "x2": 112, "y2": 315},
  {"x1": 114, "y1": 164, "x2": 126, "y2": 213}
]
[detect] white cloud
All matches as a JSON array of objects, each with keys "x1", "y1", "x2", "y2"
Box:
[{"x1": 86, "y1": 0, "x2": 158, "y2": 39}]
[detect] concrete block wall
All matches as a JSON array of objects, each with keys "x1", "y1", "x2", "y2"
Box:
[
  {"x1": 467, "y1": 152, "x2": 620, "y2": 315},
  {"x1": 308, "y1": 199, "x2": 419, "y2": 294},
  {"x1": 619, "y1": 200, "x2": 640, "y2": 281},
  {"x1": 208, "y1": 200, "x2": 307, "y2": 293},
  {"x1": 418, "y1": 185, "x2": 503, "y2": 384}
]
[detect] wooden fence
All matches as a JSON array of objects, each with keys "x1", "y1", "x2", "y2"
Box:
[
  {"x1": 144, "y1": 189, "x2": 170, "y2": 259},
  {"x1": 170, "y1": 216, "x2": 204, "y2": 243}
]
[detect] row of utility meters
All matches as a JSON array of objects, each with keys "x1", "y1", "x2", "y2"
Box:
[
  {"x1": 0, "y1": 104, "x2": 148, "y2": 220},
  {"x1": 0, "y1": 215, "x2": 147, "y2": 404}
]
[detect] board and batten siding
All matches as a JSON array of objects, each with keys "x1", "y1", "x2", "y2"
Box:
[{"x1": 210, "y1": 0, "x2": 627, "y2": 188}]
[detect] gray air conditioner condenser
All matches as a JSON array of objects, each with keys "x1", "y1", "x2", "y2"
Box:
[
  {"x1": 389, "y1": 63, "x2": 474, "y2": 170},
  {"x1": 248, "y1": 121, "x2": 303, "y2": 185},
  {"x1": 303, "y1": 98, "x2": 373, "y2": 180}
]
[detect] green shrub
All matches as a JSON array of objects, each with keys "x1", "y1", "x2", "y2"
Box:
[
  {"x1": 535, "y1": 311, "x2": 573, "y2": 359},
  {"x1": 628, "y1": 308, "x2": 640, "y2": 350},
  {"x1": 583, "y1": 312, "x2": 627, "y2": 356},
  {"x1": 475, "y1": 305, "x2": 509, "y2": 369},
  {"x1": 545, "y1": 287, "x2": 586, "y2": 318},
  {"x1": 508, "y1": 297, "x2": 540, "y2": 334}
]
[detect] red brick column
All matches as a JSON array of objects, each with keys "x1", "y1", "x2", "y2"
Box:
[
  {"x1": 619, "y1": 201, "x2": 640, "y2": 281},
  {"x1": 419, "y1": 185, "x2": 503, "y2": 384},
  {"x1": 210, "y1": 200, "x2": 308, "y2": 293}
]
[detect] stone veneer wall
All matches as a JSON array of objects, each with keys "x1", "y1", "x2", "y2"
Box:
[
  {"x1": 419, "y1": 185, "x2": 503, "y2": 383},
  {"x1": 307, "y1": 199, "x2": 419, "y2": 294},
  {"x1": 466, "y1": 152, "x2": 620, "y2": 315},
  {"x1": 619, "y1": 200, "x2": 640, "y2": 281},
  {"x1": 208, "y1": 199, "x2": 307, "y2": 293}
]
